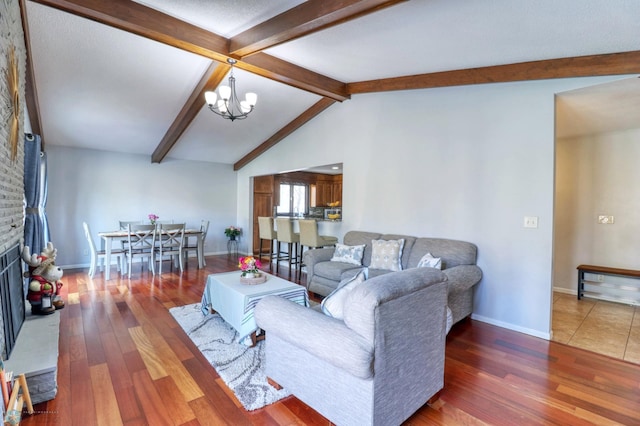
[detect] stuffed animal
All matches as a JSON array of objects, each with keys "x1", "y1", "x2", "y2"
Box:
[{"x1": 21, "y1": 242, "x2": 65, "y2": 315}]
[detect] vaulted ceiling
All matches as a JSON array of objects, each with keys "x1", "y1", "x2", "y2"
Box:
[{"x1": 21, "y1": 0, "x2": 640, "y2": 169}]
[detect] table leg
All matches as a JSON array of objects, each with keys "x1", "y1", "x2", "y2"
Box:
[
  {"x1": 104, "y1": 237, "x2": 112, "y2": 280},
  {"x1": 197, "y1": 233, "x2": 205, "y2": 268}
]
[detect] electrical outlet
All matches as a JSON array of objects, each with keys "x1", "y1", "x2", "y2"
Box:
[
  {"x1": 523, "y1": 216, "x2": 538, "y2": 228},
  {"x1": 598, "y1": 215, "x2": 614, "y2": 224},
  {"x1": 597, "y1": 275, "x2": 604, "y2": 282}
]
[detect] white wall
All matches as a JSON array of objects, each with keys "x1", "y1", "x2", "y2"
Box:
[
  {"x1": 554, "y1": 128, "x2": 640, "y2": 292},
  {"x1": 46, "y1": 146, "x2": 238, "y2": 266},
  {"x1": 236, "y1": 75, "x2": 628, "y2": 338}
]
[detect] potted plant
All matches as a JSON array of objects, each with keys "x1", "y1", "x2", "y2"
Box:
[{"x1": 224, "y1": 226, "x2": 242, "y2": 240}]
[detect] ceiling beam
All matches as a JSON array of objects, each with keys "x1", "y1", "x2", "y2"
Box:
[
  {"x1": 29, "y1": 0, "x2": 349, "y2": 101},
  {"x1": 151, "y1": 62, "x2": 230, "y2": 164},
  {"x1": 234, "y1": 98, "x2": 336, "y2": 170},
  {"x1": 229, "y1": 0, "x2": 407, "y2": 57},
  {"x1": 348, "y1": 50, "x2": 640, "y2": 94}
]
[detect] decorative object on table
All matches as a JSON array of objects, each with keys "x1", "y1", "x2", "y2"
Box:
[
  {"x1": 224, "y1": 226, "x2": 242, "y2": 240},
  {"x1": 21, "y1": 242, "x2": 65, "y2": 314},
  {"x1": 238, "y1": 256, "x2": 266, "y2": 284},
  {"x1": 169, "y1": 304, "x2": 289, "y2": 410},
  {"x1": 148, "y1": 213, "x2": 159, "y2": 225},
  {"x1": 204, "y1": 58, "x2": 257, "y2": 122},
  {"x1": 327, "y1": 201, "x2": 340, "y2": 207}
]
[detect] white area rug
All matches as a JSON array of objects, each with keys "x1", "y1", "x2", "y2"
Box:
[{"x1": 169, "y1": 303, "x2": 290, "y2": 411}]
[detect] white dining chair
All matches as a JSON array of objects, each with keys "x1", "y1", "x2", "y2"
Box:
[
  {"x1": 127, "y1": 224, "x2": 157, "y2": 278},
  {"x1": 83, "y1": 222, "x2": 125, "y2": 278},
  {"x1": 156, "y1": 223, "x2": 185, "y2": 274},
  {"x1": 183, "y1": 220, "x2": 209, "y2": 268}
]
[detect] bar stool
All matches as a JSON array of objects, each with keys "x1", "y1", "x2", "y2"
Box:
[
  {"x1": 275, "y1": 218, "x2": 300, "y2": 275},
  {"x1": 258, "y1": 216, "x2": 278, "y2": 271},
  {"x1": 298, "y1": 219, "x2": 338, "y2": 281}
]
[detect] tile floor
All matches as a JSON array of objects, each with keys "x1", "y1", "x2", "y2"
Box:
[{"x1": 552, "y1": 292, "x2": 640, "y2": 363}]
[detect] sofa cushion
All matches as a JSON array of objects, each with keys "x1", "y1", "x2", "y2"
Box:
[
  {"x1": 417, "y1": 253, "x2": 442, "y2": 269},
  {"x1": 331, "y1": 243, "x2": 366, "y2": 266},
  {"x1": 321, "y1": 269, "x2": 368, "y2": 319},
  {"x1": 343, "y1": 231, "x2": 382, "y2": 267},
  {"x1": 370, "y1": 239, "x2": 405, "y2": 271},
  {"x1": 317, "y1": 261, "x2": 362, "y2": 281},
  {"x1": 380, "y1": 234, "x2": 416, "y2": 269},
  {"x1": 407, "y1": 238, "x2": 478, "y2": 269}
]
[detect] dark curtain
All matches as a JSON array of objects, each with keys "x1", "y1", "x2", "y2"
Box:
[{"x1": 23, "y1": 133, "x2": 50, "y2": 268}]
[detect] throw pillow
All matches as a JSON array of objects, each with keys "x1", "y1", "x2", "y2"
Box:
[
  {"x1": 331, "y1": 243, "x2": 366, "y2": 266},
  {"x1": 417, "y1": 252, "x2": 442, "y2": 270},
  {"x1": 321, "y1": 269, "x2": 368, "y2": 319},
  {"x1": 369, "y1": 239, "x2": 405, "y2": 271}
]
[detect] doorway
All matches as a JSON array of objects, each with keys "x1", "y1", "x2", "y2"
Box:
[{"x1": 552, "y1": 77, "x2": 640, "y2": 362}]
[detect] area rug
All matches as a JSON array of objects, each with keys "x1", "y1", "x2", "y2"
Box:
[{"x1": 169, "y1": 303, "x2": 290, "y2": 411}]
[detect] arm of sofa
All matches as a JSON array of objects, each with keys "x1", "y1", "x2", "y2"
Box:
[
  {"x1": 302, "y1": 247, "x2": 336, "y2": 287},
  {"x1": 255, "y1": 296, "x2": 374, "y2": 379},
  {"x1": 442, "y1": 265, "x2": 483, "y2": 293}
]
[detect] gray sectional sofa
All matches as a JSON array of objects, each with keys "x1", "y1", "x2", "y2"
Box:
[
  {"x1": 256, "y1": 266, "x2": 449, "y2": 425},
  {"x1": 303, "y1": 230, "x2": 482, "y2": 325}
]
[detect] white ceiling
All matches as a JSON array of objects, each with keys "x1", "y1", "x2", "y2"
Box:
[{"x1": 23, "y1": 0, "x2": 640, "y2": 165}]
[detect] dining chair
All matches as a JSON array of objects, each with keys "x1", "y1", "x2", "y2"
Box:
[
  {"x1": 156, "y1": 223, "x2": 185, "y2": 274},
  {"x1": 119, "y1": 220, "x2": 142, "y2": 230},
  {"x1": 275, "y1": 218, "x2": 300, "y2": 274},
  {"x1": 83, "y1": 222, "x2": 125, "y2": 278},
  {"x1": 183, "y1": 220, "x2": 209, "y2": 268},
  {"x1": 127, "y1": 224, "x2": 157, "y2": 278},
  {"x1": 119, "y1": 220, "x2": 142, "y2": 252},
  {"x1": 297, "y1": 219, "x2": 338, "y2": 280},
  {"x1": 258, "y1": 217, "x2": 279, "y2": 271}
]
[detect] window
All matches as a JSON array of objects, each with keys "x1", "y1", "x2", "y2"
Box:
[{"x1": 277, "y1": 183, "x2": 308, "y2": 216}]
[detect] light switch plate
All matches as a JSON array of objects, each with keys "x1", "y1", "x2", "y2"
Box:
[
  {"x1": 524, "y1": 216, "x2": 538, "y2": 228},
  {"x1": 598, "y1": 215, "x2": 614, "y2": 224}
]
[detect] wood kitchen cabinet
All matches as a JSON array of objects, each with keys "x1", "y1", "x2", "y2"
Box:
[{"x1": 315, "y1": 174, "x2": 342, "y2": 206}]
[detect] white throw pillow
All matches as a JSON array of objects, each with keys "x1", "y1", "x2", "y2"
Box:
[
  {"x1": 417, "y1": 252, "x2": 442, "y2": 270},
  {"x1": 331, "y1": 243, "x2": 366, "y2": 266},
  {"x1": 369, "y1": 239, "x2": 404, "y2": 271},
  {"x1": 321, "y1": 269, "x2": 368, "y2": 319}
]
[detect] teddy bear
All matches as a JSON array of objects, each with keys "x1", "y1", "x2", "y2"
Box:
[{"x1": 21, "y1": 242, "x2": 65, "y2": 315}]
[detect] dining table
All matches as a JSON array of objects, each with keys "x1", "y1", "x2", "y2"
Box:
[{"x1": 98, "y1": 228, "x2": 205, "y2": 280}]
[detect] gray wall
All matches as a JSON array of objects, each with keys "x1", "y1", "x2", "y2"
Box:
[
  {"x1": 46, "y1": 146, "x2": 238, "y2": 267},
  {"x1": 236, "y1": 75, "x2": 632, "y2": 339}
]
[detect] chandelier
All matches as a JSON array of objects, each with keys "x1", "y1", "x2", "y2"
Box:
[{"x1": 204, "y1": 58, "x2": 257, "y2": 121}]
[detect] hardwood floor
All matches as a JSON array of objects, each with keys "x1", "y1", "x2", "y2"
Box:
[{"x1": 19, "y1": 255, "x2": 640, "y2": 425}]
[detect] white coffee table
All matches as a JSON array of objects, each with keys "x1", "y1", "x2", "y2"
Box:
[{"x1": 200, "y1": 271, "x2": 309, "y2": 345}]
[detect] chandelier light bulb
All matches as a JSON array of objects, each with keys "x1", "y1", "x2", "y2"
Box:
[
  {"x1": 204, "y1": 91, "x2": 217, "y2": 106},
  {"x1": 218, "y1": 85, "x2": 231, "y2": 100},
  {"x1": 245, "y1": 92, "x2": 257, "y2": 106}
]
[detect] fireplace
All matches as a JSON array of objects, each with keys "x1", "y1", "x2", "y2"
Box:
[{"x1": 0, "y1": 244, "x2": 26, "y2": 359}]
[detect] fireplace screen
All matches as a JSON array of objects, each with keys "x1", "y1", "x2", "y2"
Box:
[{"x1": 0, "y1": 244, "x2": 25, "y2": 359}]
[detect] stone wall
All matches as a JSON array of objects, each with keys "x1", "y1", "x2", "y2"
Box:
[{"x1": 1, "y1": 0, "x2": 28, "y2": 359}]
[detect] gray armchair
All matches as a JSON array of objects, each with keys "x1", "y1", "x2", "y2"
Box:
[{"x1": 255, "y1": 267, "x2": 448, "y2": 426}]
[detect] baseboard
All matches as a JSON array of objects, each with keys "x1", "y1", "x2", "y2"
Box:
[
  {"x1": 62, "y1": 250, "x2": 248, "y2": 269},
  {"x1": 471, "y1": 314, "x2": 551, "y2": 340},
  {"x1": 553, "y1": 286, "x2": 576, "y2": 295}
]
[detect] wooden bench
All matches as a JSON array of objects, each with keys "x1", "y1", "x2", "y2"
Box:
[{"x1": 576, "y1": 264, "x2": 640, "y2": 301}]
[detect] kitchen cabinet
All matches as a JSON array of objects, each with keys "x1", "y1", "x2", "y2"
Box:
[{"x1": 315, "y1": 175, "x2": 342, "y2": 206}]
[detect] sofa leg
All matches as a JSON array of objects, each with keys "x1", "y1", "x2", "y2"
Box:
[
  {"x1": 267, "y1": 377, "x2": 282, "y2": 390},
  {"x1": 428, "y1": 390, "x2": 443, "y2": 405}
]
